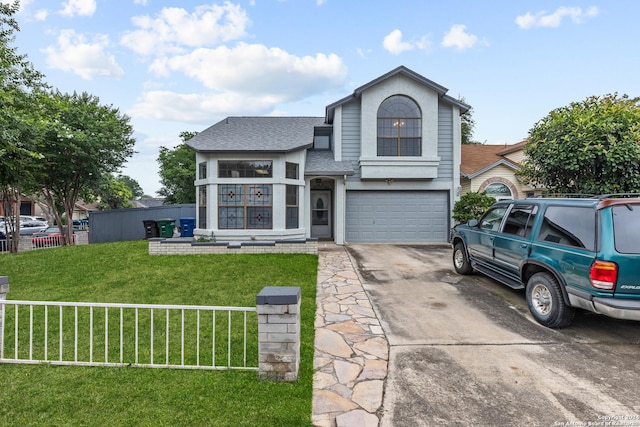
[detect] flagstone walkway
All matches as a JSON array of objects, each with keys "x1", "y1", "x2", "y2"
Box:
[{"x1": 312, "y1": 243, "x2": 389, "y2": 427}]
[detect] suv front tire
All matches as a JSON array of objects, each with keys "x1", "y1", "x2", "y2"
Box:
[{"x1": 453, "y1": 242, "x2": 473, "y2": 275}]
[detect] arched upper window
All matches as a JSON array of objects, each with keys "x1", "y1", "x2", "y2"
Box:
[
  {"x1": 485, "y1": 182, "x2": 513, "y2": 200},
  {"x1": 377, "y1": 95, "x2": 421, "y2": 156}
]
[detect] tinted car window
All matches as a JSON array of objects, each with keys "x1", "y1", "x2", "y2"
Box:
[
  {"x1": 612, "y1": 205, "x2": 640, "y2": 254},
  {"x1": 479, "y1": 207, "x2": 508, "y2": 231},
  {"x1": 537, "y1": 206, "x2": 595, "y2": 250},
  {"x1": 503, "y1": 204, "x2": 538, "y2": 238}
]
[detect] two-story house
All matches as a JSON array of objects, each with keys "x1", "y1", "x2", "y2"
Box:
[{"x1": 186, "y1": 66, "x2": 470, "y2": 244}]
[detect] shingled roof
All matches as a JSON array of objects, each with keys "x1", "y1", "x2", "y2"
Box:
[
  {"x1": 305, "y1": 150, "x2": 354, "y2": 176},
  {"x1": 461, "y1": 141, "x2": 527, "y2": 178},
  {"x1": 186, "y1": 116, "x2": 325, "y2": 153}
]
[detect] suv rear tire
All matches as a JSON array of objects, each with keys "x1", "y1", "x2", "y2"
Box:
[
  {"x1": 453, "y1": 242, "x2": 473, "y2": 275},
  {"x1": 526, "y1": 272, "x2": 575, "y2": 328}
]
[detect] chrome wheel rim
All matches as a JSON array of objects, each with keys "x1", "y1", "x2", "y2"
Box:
[
  {"x1": 531, "y1": 283, "x2": 552, "y2": 316},
  {"x1": 454, "y1": 250, "x2": 465, "y2": 269}
]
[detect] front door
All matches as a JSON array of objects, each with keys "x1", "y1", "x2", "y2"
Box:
[{"x1": 311, "y1": 191, "x2": 332, "y2": 239}]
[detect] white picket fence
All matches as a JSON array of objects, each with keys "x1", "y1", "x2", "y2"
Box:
[{"x1": 0, "y1": 300, "x2": 258, "y2": 371}]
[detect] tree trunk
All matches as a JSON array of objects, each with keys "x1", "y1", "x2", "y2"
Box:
[
  {"x1": 0, "y1": 187, "x2": 21, "y2": 253},
  {"x1": 41, "y1": 189, "x2": 69, "y2": 246},
  {"x1": 63, "y1": 199, "x2": 75, "y2": 246}
]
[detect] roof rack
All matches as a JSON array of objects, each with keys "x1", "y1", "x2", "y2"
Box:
[
  {"x1": 526, "y1": 193, "x2": 597, "y2": 199},
  {"x1": 597, "y1": 193, "x2": 640, "y2": 199}
]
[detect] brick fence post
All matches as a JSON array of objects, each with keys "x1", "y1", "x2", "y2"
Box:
[
  {"x1": 0, "y1": 276, "x2": 8, "y2": 357},
  {"x1": 18, "y1": 237, "x2": 32, "y2": 252},
  {"x1": 256, "y1": 286, "x2": 301, "y2": 382}
]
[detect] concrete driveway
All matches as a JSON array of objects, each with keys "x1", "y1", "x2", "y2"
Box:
[{"x1": 346, "y1": 244, "x2": 640, "y2": 426}]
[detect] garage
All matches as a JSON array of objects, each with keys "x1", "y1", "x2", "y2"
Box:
[{"x1": 345, "y1": 190, "x2": 449, "y2": 243}]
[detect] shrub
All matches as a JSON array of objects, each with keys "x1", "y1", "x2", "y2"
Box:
[{"x1": 453, "y1": 191, "x2": 496, "y2": 224}]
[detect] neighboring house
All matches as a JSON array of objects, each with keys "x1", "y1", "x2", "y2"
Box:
[
  {"x1": 186, "y1": 66, "x2": 470, "y2": 244},
  {"x1": 460, "y1": 140, "x2": 539, "y2": 200},
  {"x1": 0, "y1": 195, "x2": 49, "y2": 219},
  {"x1": 73, "y1": 200, "x2": 99, "y2": 220},
  {"x1": 2, "y1": 195, "x2": 95, "y2": 224}
]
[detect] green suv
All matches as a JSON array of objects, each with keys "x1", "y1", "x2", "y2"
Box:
[{"x1": 450, "y1": 195, "x2": 640, "y2": 328}]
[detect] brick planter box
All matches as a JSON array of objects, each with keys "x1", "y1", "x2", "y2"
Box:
[{"x1": 148, "y1": 238, "x2": 318, "y2": 255}]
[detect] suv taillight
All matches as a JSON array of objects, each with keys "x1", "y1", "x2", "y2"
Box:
[{"x1": 590, "y1": 260, "x2": 618, "y2": 290}]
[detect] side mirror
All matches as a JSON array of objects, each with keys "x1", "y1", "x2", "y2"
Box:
[{"x1": 467, "y1": 219, "x2": 479, "y2": 227}]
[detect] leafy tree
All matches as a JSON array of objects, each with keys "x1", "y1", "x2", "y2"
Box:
[
  {"x1": 453, "y1": 191, "x2": 496, "y2": 223},
  {"x1": 116, "y1": 174, "x2": 144, "y2": 200},
  {"x1": 94, "y1": 175, "x2": 134, "y2": 210},
  {"x1": 33, "y1": 91, "x2": 135, "y2": 245},
  {"x1": 0, "y1": 1, "x2": 47, "y2": 252},
  {"x1": 459, "y1": 97, "x2": 480, "y2": 145},
  {"x1": 520, "y1": 94, "x2": 640, "y2": 194},
  {"x1": 157, "y1": 131, "x2": 198, "y2": 204},
  {"x1": 82, "y1": 174, "x2": 141, "y2": 210}
]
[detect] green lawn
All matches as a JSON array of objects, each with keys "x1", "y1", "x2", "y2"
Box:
[{"x1": 0, "y1": 241, "x2": 318, "y2": 426}]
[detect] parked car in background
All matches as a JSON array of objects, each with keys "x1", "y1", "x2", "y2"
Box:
[
  {"x1": 32, "y1": 227, "x2": 75, "y2": 248},
  {"x1": 0, "y1": 221, "x2": 16, "y2": 237},
  {"x1": 450, "y1": 194, "x2": 640, "y2": 328},
  {"x1": 19, "y1": 220, "x2": 49, "y2": 235},
  {"x1": 73, "y1": 219, "x2": 89, "y2": 231}
]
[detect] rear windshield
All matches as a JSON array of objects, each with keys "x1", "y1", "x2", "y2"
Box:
[{"x1": 612, "y1": 205, "x2": 640, "y2": 254}]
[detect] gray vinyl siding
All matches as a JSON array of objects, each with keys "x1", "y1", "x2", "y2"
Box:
[
  {"x1": 341, "y1": 99, "x2": 455, "y2": 183},
  {"x1": 436, "y1": 101, "x2": 454, "y2": 181},
  {"x1": 341, "y1": 100, "x2": 362, "y2": 180}
]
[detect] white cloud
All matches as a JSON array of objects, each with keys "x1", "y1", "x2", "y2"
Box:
[
  {"x1": 129, "y1": 91, "x2": 276, "y2": 123},
  {"x1": 382, "y1": 29, "x2": 431, "y2": 55},
  {"x1": 131, "y1": 46, "x2": 347, "y2": 122},
  {"x1": 34, "y1": 9, "x2": 48, "y2": 21},
  {"x1": 441, "y1": 24, "x2": 479, "y2": 50},
  {"x1": 123, "y1": 3, "x2": 347, "y2": 124},
  {"x1": 382, "y1": 29, "x2": 413, "y2": 55},
  {"x1": 415, "y1": 36, "x2": 432, "y2": 51},
  {"x1": 516, "y1": 6, "x2": 599, "y2": 29},
  {"x1": 120, "y1": 3, "x2": 250, "y2": 56},
  {"x1": 59, "y1": 0, "x2": 96, "y2": 17},
  {"x1": 43, "y1": 29, "x2": 124, "y2": 80},
  {"x1": 150, "y1": 42, "x2": 347, "y2": 99}
]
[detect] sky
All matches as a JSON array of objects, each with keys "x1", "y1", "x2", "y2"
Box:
[{"x1": 6, "y1": 0, "x2": 640, "y2": 196}]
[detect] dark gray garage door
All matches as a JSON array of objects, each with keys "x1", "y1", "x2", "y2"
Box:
[{"x1": 345, "y1": 191, "x2": 449, "y2": 243}]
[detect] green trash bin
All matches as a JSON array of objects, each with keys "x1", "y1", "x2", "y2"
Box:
[{"x1": 156, "y1": 218, "x2": 176, "y2": 238}]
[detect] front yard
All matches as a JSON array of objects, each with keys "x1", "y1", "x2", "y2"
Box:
[{"x1": 0, "y1": 241, "x2": 318, "y2": 426}]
